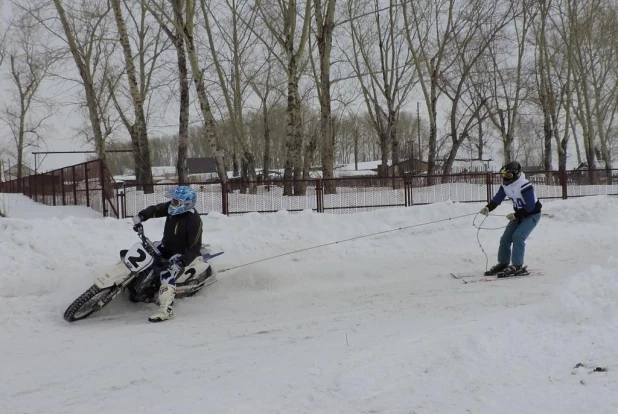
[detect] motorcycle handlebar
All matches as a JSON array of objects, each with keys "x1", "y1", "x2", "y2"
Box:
[{"x1": 133, "y1": 224, "x2": 166, "y2": 264}]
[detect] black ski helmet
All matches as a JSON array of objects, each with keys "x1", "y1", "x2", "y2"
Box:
[{"x1": 500, "y1": 161, "x2": 521, "y2": 184}]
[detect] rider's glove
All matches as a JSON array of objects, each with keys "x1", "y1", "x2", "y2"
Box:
[
  {"x1": 132, "y1": 215, "x2": 143, "y2": 231},
  {"x1": 168, "y1": 254, "x2": 185, "y2": 277}
]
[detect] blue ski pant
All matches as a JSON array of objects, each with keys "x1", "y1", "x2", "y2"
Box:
[{"x1": 498, "y1": 212, "x2": 541, "y2": 266}]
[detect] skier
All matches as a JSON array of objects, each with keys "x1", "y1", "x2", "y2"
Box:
[
  {"x1": 131, "y1": 185, "x2": 203, "y2": 322},
  {"x1": 479, "y1": 161, "x2": 542, "y2": 277}
]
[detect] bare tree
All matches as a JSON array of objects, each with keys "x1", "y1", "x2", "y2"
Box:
[
  {"x1": 401, "y1": 0, "x2": 452, "y2": 179},
  {"x1": 479, "y1": 0, "x2": 537, "y2": 165},
  {"x1": 434, "y1": 0, "x2": 514, "y2": 175},
  {"x1": 346, "y1": 0, "x2": 416, "y2": 180},
  {"x1": 254, "y1": 0, "x2": 313, "y2": 195},
  {"x1": 244, "y1": 41, "x2": 285, "y2": 185},
  {"x1": 146, "y1": 0, "x2": 191, "y2": 183},
  {"x1": 110, "y1": 0, "x2": 163, "y2": 191},
  {"x1": 146, "y1": 0, "x2": 228, "y2": 183},
  {"x1": 47, "y1": 0, "x2": 116, "y2": 162},
  {"x1": 313, "y1": 0, "x2": 337, "y2": 193},
  {"x1": 1, "y1": 12, "x2": 56, "y2": 187},
  {"x1": 202, "y1": 0, "x2": 259, "y2": 192},
  {"x1": 531, "y1": 0, "x2": 576, "y2": 174},
  {"x1": 569, "y1": 0, "x2": 618, "y2": 173}
]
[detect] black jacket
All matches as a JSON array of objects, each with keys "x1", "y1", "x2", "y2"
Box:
[{"x1": 138, "y1": 202, "x2": 203, "y2": 265}]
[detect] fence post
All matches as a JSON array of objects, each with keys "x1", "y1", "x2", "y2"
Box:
[
  {"x1": 34, "y1": 173, "x2": 38, "y2": 202},
  {"x1": 72, "y1": 165, "x2": 77, "y2": 205},
  {"x1": 85, "y1": 164, "x2": 90, "y2": 207},
  {"x1": 61, "y1": 168, "x2": 66, "y2": 205},
  {"x1": 316, "y1": 179, "x2": 324, "y2": 213},
  {"x1": 486, "y1": 172, "x2": 492, "y2": 203},
  {"x1": 404, "y1": 177, "x2": 412, "y2": 207},
  {"x1": 51, "y1": 171, "x2": 56, "y2": 206},
  {"x1": 99, "y1": 160, "x2": 107, "y2": 217},
  {"x1": 221, "y1": 182, "x2": 228, "y2": 215},
  {"x1": 560, "y1": 169, "x2": 568, "y2": 200},
  {"x1": 123, "y1": 185, "x2": 127, "y2": 218}
]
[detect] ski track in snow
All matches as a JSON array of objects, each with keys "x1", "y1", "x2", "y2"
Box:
[{"x1": 1, "y1": 193, "x2": 618, "y2": 413}]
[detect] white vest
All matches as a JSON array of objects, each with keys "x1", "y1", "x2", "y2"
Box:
[{"x1": 502, "y1": 173, "x2": 537, "y2": 210}]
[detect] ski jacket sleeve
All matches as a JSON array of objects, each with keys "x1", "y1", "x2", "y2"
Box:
[
  {"x1": 486, "y1": 186, "x2": 506, "y2": 212},
  {"x1": 180, "y1": 213, "x2": 203, "y2": 265},
  {"x1": 138, "y1": 202, "x2": 171, "y2": 221}
]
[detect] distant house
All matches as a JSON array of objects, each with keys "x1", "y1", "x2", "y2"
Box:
[
  {"x1": 387, "y1": 158, "x2": 428, "y2": 175},
  {"x1": 369, "y1": 158, "x2": 428, "y2": 175},
  {"x1": 186, "y1": 157, "x2": 217, "y2": 174},
  {"x1": 186, "y1": 157, "x2": 219, "y2": 182},
  {"x1": 3, "y1": 164, "x2": 34, "y2": 181}
]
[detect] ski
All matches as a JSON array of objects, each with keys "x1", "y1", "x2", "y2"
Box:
[{"x1": 450, "y1": 270, "x2": 542, "y2": 284}]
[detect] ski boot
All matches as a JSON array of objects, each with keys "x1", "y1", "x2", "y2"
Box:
[
  {"x1": 484, "y1": 263, "x2": 509, "y2": 276},
  {"x1": 497, "y1": 264, "x2": 529, "y2": 278}
]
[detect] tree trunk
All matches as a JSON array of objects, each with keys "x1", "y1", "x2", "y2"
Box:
[
  {"x1": 173, "y1": 0, "x2": 190, "y2": 184},
  {"x1": 354, "y1": 124, "x2": 359, "y2": 171},
  {"x1": 442, "y1": 132, "x2": 466, "y2": 177},
  {"x1": 262, "y1": 96, "x2": 271, "y2": 189},
  {"x1": 426, "y1": 79, "x2": 439, "y2": 184},
  {"x1": 111, "y1": 0, "x2": 153, "y2": 192},
  {"x1": 315, "y1": 0, "x2": 337, "y2": 195},
  {"x1": 301, "y1": 131, "x2": 319, "y2": 194},
  {"x1": 283, "y1": 56, "x2": 298, "y2": 195},
  {"x1": 477, "y1": 111, "x2": 484, "y2": 161},
  {"x1": 292, "y1": 87, "x2": 304, "y2": 196},
  {"x1": 183, "y1": 6, "x2": 227, "y2": 183},
  {"x1": 52, "y1": 0, "x2": 106, "y2": 164},
  {"x1": 389, "y1": 108, "x2": 401, "y2": 188},
  {"x1": 379, "y1": 126, "x2": 389, "y2": 178}
]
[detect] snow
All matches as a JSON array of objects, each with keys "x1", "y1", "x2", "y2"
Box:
[{"x1": 2, "y1": 191, "x2": 618, "y2": 413}]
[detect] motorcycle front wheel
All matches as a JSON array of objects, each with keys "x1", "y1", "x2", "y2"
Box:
[{"x1": 63, "y1": 285, "x2": 120, "y2": 322}]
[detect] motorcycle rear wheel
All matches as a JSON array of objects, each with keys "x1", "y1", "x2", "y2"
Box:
[{"x1": 63, "y1": 285, "x2": 119, "y2": 322}]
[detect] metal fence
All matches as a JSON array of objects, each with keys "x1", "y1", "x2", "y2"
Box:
[
  {"x1": 4, "y1": 165, "x2": 618, "y2": 219},
  {"x1": 116, "y1": 168, "x2": 618, "y2": 218},
  {"x1": 0, "y1": 159, "x2": 119, "y2": 218}
]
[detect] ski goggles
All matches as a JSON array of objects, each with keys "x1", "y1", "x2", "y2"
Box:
[{"x1": 500, "y1": 169, "x2": 514, "y2": 179}]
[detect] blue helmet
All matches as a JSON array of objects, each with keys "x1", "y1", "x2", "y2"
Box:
[{"x1": 166, "y1": 186, "x2": 197, "y2": 216}]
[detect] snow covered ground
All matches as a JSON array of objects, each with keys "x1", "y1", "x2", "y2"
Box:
[{"x1": 2, "y1": 193, "x2": 618, "y2": 413}]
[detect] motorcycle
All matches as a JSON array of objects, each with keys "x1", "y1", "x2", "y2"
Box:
[{"x1": 63, "y1": 224, "x2": 223, "y2": 322}]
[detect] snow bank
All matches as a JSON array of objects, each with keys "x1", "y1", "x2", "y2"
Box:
[{"x1": 0, "y1": 193, "x2": 102, "y2": 219}]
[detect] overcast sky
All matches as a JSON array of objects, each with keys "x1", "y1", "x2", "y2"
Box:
[{"x1": 0, "y1": 1, "x2": 584, "y2": 176}]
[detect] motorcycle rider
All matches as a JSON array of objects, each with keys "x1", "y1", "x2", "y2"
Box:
[{"x1": 131, "y1": 185, "x2": 202, "y2": 322}]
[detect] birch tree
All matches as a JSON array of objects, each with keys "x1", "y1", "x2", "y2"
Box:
[
  {"x1": 110, "y1": 0, "x2": 167, "y2": 190},
  {"x1": 313, "y1": 0, "x2": 337, "y2": 193}
]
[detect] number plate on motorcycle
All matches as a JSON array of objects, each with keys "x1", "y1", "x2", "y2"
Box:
[{"x1": 123, "y1": 242, "x2": 154, "y2": 272}]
